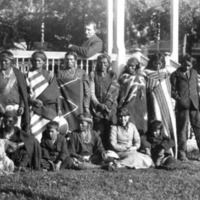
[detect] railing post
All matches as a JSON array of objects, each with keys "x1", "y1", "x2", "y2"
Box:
[
  {"x1": 113, "y1": 0, "x2": 126, "y2": 76},
  {"x1": 170, "y1": 0, "x2": 179, "y2": 61}
]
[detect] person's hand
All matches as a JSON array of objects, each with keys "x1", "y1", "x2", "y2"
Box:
[
  {"x1": 0, "y1": 104, "x2": 5, "y2": 114},
  {"x1": 17, "y1": 107, "x2": 24, "y2": 116},
  {"x1": 68, "y1": 44, "x2": 73, "y2": 48},
  {"x1": 98, "y1": 104, "x2": 110, "y2": 113},
  {"x1": 126, "y1": 146, "x2": 137, "y2": 152},
  {"x1": 145, "y1": 148, "x2": 151, "y2": 157},
  {"x1": 33, "y1": 99, "x2": 43, "y2": 107},
  {"x1": 55, "y1": 161, "x2": 62, "y2": 171},
  {"x1": 7, "y1": 141, "x2": 18, "y2": 152},
  {"x1": 83, "y1": 155, "x2": 90, "y2": 162},
  {"x1": 58, "y1": 109, "x2": 62, "y2": 117},
  {"x1": 158, "y1": 148, "x2": 165, "y2": 156},
  {"x1": 84, "y1": 107, "x2": 90, "y2": 115}
]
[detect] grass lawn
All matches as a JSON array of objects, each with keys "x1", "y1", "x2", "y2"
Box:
[{"x1": 0, "y1": 158, "x2": 200, "y2": 200}]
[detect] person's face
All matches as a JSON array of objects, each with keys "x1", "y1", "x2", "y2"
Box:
[
  {"x1": 64, "y1": 55, "x2": 76, "y2": 69},
  {"x1": 85, "y1": 24, "x2": 96, "y2": 39},
  {"x1": 126, "y1": 61, "x2": 137, "y2": 75},
  {"x1": 79, "y1": 120, "x2": 89, "y2": 132},
  {"x1": 181, "y1": 61, "x2": 192, "y2": 72},
  {"x1": 3, "y1": 117, "x2": 16, "y2": 131},
  {"x1": 48, "y1": 127, "x2": 59, "y2": 141},
  {"x1": 152, "y1": 60, "x2": 163, "y2": 71},
  {"x1": 0, "y1": 58, "x2": 12, "y2": 71},
  {"x1": 152, "y1": 129, "x2": 161, "y2": 138},
  {"x1": 118, "y1": 115, "x2": 130, "y2": 127},
  {"x1": 32, "y1": 58, "x2": 45, "y2": 70},
  {"x1": 97, "y1": 58, "x2": 109, "y2": 73}
]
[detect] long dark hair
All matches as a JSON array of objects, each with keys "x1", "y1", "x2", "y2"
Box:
[
  {"x1": 146, "y1": 52, "x2": 165, "y2": 70},
  {"x1": 149, "y1": 120, "x2": 164, "y2": 136}
]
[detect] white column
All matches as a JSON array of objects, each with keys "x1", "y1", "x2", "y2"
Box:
[
  {"x1": 170, "y1": 0, "x2": 179, "y2": 61},
  {"x1": 113, "y1": 0, "x2": 126, "y2": 76},
  {"x1": 107, "y1": 0, "x2": 113, "y2": 55}
]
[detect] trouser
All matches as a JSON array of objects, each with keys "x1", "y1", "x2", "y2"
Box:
[
  {"x1": 41, "y1": 157, "x2": 74, "y2": 170},
  {"x1": 176, "y1": 106, "x2": 200, "y2": 155}
]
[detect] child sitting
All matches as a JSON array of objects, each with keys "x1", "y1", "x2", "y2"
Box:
[
  {"x1": 140, "y1": 120, "x2": 177, "y2": 170},
  {"x1": 41, "y1": 121, "x2": 73, "y2": 171}
]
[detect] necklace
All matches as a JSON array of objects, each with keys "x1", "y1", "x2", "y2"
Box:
[
  {"x1": 67, "y1": 68, "x2": 76, "y2": 77},
  {"x1": 2, "y1": 68, "x2": 13, "y2": 79}
]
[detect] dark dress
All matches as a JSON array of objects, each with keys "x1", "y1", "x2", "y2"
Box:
[
  {"x1": 69, "y1": 130, "x2": 105, "y2": 165},
  {"x1": 0, "y1": 127, "x2": 41, "y2": 170}
]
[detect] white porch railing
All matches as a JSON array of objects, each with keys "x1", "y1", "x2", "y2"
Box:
[
  {"x1": 11, "y1": 50, "x2": 178, "y2": 75},
  {"x1": 11, "y1": 50, "x2": 118, "y2": 74}
]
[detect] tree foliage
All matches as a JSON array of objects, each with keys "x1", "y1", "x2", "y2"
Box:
[{"x1": 0, "y1": 0, "x2": 200, "y2": 54}]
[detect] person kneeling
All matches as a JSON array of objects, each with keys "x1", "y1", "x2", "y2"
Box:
[
  {"x1": 41, "y1": 121, "x2": 73, "y2": 171},
  {"x1": 0, "y1": 111, "x2": 41, "y2": 171},
  {"x1": 68, "y1": 113, "x2": 105, "y2": 170}
]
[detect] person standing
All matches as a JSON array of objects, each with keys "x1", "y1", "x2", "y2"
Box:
[
  {"x1": 57, "y1": 51, "x2": 90, "y2": 132},
  {"x1": 90, "y1": 53, "x2": 119, "y2": 149},
  {"x1": 170, "y1": 54, "x2": 200, "y2": 161},
  {"x1": 68, "y1": 21, "x2": 103, "y2": 58},
  {"x1": 144, "y1": 52, "x2": 177, "y2": 158},
  {"x1": 118, "y1": 57, "x2": 148, "y2": 134},
  {"x1": 26, "y1": 51, "x2": 61, "y2": 142},
  {"x1": 0, "y1": 50, "x2": 29, "y2": 132}
]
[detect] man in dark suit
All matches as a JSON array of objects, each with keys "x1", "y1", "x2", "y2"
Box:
[
  {"x1": 68, "y1": 21, "x2": 103, "y2": 58},
  {"x1": 170, "y1": 54, "x2": 200, "y2": 161}
]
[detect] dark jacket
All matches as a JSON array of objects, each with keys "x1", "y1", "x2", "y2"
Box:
[
  {"x1": 0, "y1": 127, "x2": 41, "y2": 170},
  {"x1": 69, "y1": 35, "x2": 103, "y2": 58},
  {"x1": 41, "y1": 132, "x2": 69, "y2": 163},
  {"x1": 13, "y1": 67, "x2": 30, "y2": 132},
  {"x1": 170, "y1": 68, "x2": 200, "y2": 110},
  {"x1": 141, "y1": 131, "x2": 175, "y2": 162}
]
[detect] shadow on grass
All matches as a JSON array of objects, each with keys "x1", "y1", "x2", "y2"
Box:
[{"x1": 0, "y1": 187, "x2": 61, "y2": 200}]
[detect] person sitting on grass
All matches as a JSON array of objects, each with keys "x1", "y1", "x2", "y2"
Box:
[
  {"x1": 68, "y1": 113, "x2": 105, "y2": 170},
  {"x1": 0, "y1": 111, "x2": 41, "y2": 171},
  {"x1": 41, "y1": 121, "x2": 73, "y2": 171},
  {"x1": 140, "y1": 120, "x2": 177, "y2": 170},
  {"x1": 107, "y1": 108, "x2": 153, "y2": 170}
]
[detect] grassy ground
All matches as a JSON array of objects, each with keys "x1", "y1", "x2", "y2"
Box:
[{"x1": 0, "y1": 157, "x2": 200, "y2": 200}]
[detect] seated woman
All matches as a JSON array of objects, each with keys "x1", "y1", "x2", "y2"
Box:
[
  {"x1": 108, "y1": 108, "x2": 153, "y2": 170},
  {"x1": 0, "y1": 111, "x2": 41, "y2": 170},
  {"x1": 68, "y1": 113, "x2": 105, "y2": 170}
]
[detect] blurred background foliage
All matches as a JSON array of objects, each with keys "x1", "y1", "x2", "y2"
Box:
[{"x1": 0, "y1": 0, "x2": 199, "y2": 54}]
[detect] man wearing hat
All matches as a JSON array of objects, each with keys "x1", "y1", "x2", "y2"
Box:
[
  {"x1": 68, "y1": 112, "x2": 105, "y2": 169},
  {"x1": 0, "y1": 50, "x2": 29, "y2": 132}
]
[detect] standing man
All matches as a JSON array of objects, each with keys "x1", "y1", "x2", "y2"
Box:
[
  {"x1": 90, "y1": 53, "x2": 119, "y2": 149},
  {"x1": 57, "y1": 51, "x2": 90, "y2": 132},
  {"x1": 0, "y1": 50, "x2": 29, "y2": 132},
  {"x1": 170, "y1": 54, "x2": 200, "y2": 161},
  {"x1": 68, "y1": 21, "x2": 103, "y2": 58}
]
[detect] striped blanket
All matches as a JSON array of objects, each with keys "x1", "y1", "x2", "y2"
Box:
[
  {"x1": 145, "y1": 69, "x2": 177, "y2": 158},
  {"x1": 27, "y1": 70, "x2": 58, "y2": 142},
  {"x1": 118, "y1": 73, "x2": 148, "y2": 133}
]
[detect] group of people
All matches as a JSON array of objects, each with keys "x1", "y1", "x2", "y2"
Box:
[{"x1": 0, "y1": 20, "x2": 200, "y2": 173}]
